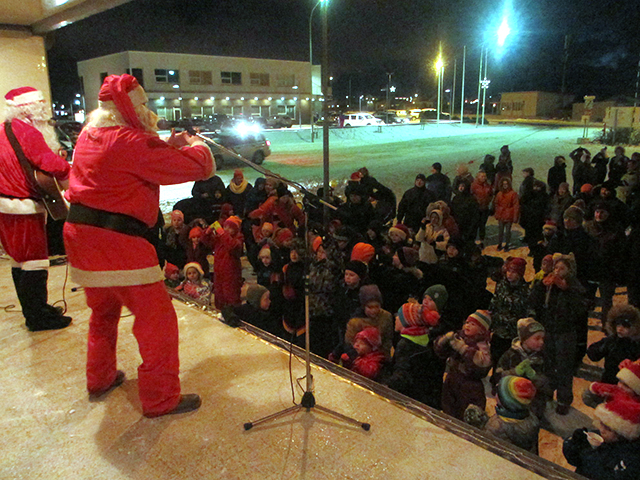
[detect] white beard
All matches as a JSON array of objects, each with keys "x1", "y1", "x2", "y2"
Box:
[
  {"x1": 4, "y1": 102, "x2": 62, "y2": 152},
  {"x1": 86, "y1": 104, "x2": 159, "y2": 135}
]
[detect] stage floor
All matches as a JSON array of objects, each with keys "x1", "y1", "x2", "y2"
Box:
[{"x1": 0, "y1": 258, "x2": 585, "y2": 480}]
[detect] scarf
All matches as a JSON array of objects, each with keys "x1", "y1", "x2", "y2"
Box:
[
  {"x1": 495, "y1": 404, "x2": 529, "y2": 421},
  {"x1": 229, "y1": 178, "x2": 248, "y2": 194}
]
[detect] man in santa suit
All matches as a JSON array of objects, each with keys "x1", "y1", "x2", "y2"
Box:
[
  {"x1": 0, "y1": 86, "x2": 73, "y2": 331},
  {"x1": 64, "y1": 74, "x2": 213, "y2": 417}
]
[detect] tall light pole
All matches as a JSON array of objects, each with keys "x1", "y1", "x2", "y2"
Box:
[
  {"x1": 386, "y1": 72, "x2": 393, "y2": 112},
  {"x1": 309, "y1": 0, "x2": 324, "y2": 142},
  {"x1": 460, "y1": 45, "x2": 466, "y2": 125},
  {"x1": 321, "y1": 0, "x2": 330, "y2": 224},
  {"x1": 435, "y1": 45, "x2": 444, "y2": 125}
]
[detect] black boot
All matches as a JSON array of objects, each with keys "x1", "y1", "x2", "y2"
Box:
[
  {"x1": 20, "y1": 270, "x2": 71, "y2": 332},
  {"x1": 11, "y1": 268, "x2": 27, "y2": 312}
]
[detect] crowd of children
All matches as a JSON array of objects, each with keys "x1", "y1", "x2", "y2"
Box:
[{"x1": 158, "y1": 147, "x2": 640, "y2": 479}]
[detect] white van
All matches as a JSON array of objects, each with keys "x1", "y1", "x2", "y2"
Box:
[{"x1": 343, "y1": 112, "x2": 384, "y2": 127}]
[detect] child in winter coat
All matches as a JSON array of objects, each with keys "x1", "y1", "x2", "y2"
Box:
[
  {"x1": 176, "y1": 262, "x2": 211, "y2": 305},
  {"x1": 183, "y1": 223, "x2": 211, "y2": 277},
  {"x1": 494, "y1": 318, "x2": 551, "y2": 419},
  {"x1": 493, "y1": 177, "x2": 519, "y2": 251},
  {"x1": 563, "y1": 396, "x2": 640, "y2": 480},
  {"x1": 223, "y1": 283, "x2": 280, "y2": 335},
  {"x1": 333, "y1": 260, "x2": 369, "y2": 345},
  {"x1": 416, "y1": 209, "x2": 449, "y2": 264},
  {"x1": 340, "y1": 326, "x2": 387, "y2": 380},
  {"x1": 386, "y1": 299, "x2": 442, "y2": 407},
  {"x1": 586, "y1": 304, "x2": 640, "y2": 385},
  {"x1": 435, "y1": 310, "x2": 492, "y2": 419},
  {"x1": 164, "y1": 262, "x2": 181, "y2": 288},
  {"x1": 465, "y1": 376, "x2": 540, "y2": 453},
  {"x1": 281, "y1": 239, "x2": 307, "y2": 342},
  {"x1": 530, "y1": 254, "x2": 554, "y2": 289},
  {"x1": 344, "y1": 285, "x2": 394, "y2": 359},
  {"x1": 471, "y1": 170, "x2": 493, "y2": 245},
  {"x1": 203, "y1": 216, "x2": 244, "y2": 310},
  {"x1": 584, "y1": 358, "x2": 640, "y2": 408}
]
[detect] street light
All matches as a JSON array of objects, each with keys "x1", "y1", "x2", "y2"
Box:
[
  {"x1": 310, "y1": 0, "x2": 328, "y2": 142},
  {"x1": 435, "y1": 44, "x2": 444, "y2": 125}
]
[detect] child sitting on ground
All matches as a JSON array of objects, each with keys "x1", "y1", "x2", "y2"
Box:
[
  {"x1": 563, "y1": 396, "x2": 640, "y2": 480},
  {"x1": 176, "y1": 262, "x2": 211, "y2": 305},
  {"x1": 339, "y1": 326, "x2": 386, "y2": 381},
  {"x1": 435, "y1": 310, "x2": 492, "y2": 419},
  {"x1": 584, "y1": 359, "x2": 640, "y2": 408},
  {"x1": 344, "y1": 285, "x2": 394, "y2": 359},
  {"x1": 494, "y1": 318, "x2": 551, "y2": 419},
  {"x1": 587, "y1": 304, "x2": 640, "y2": 385},
  {"x1": 465, "y1": 376, "x2": 540, "y2": 453},
  {"x1": 164, "y1": 262, "x2": 181, "y2": 288}
]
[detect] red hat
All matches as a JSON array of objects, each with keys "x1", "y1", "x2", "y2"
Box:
[
  {"x1": 350, "y1": 171, "x2": 362, "y2": 181},
  {"x1": 350, "y1": 242, "x2": 375, "y2": 264},
  {"x1": 5, "y1": 86, "x2": 44, "y2": 106},
  {"x1": 183, "y1": 262, "x2": 204, "y2": 277},
  {"x1": 354, "y1": 326, "x2": 382, "y2": 350},
  {"x1": 224, "y1": 216, "x2": 242, "y2": 233},
  {"x1": 275, "y1": 228, "x2": 294, "y2": 246},
  {"x1": 595, "y1": 396, "x2": 640, "y2": 440},
  {"x1": 170, "y1": 210, "x2": 184, "y2": 222},
  {"x1": 189, "y1": 226, "x2": 203, "y2": 239},
  {"x1": 580, "y1": 183, "x2": 593, "y2": 194},
  {"x1": 506, "y1": 257, "x2": 527, "y2": 278},
  {"x1": 389, "y1": 223, "x2": 410, "y2": 241},
  {"x1": 233, "y1": 169, "x2": 243, "y2": 179},
  {"x1": 467, "y1": 310, "x2": 492, "y2": 332},
  {"x1": 312, "y1": 236, "x2": 323, "y2": 253},
  {"x1": 98, "y1": 74, "x2": 148, "y2": 129},
  {"x1": 617, "y1": 359, "x2": 640, "y2": 396},
  {"x1": 164, "y1": 262, "x2": 179, "y2": 278}
]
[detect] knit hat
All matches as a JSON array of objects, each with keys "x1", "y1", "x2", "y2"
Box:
[
  {"x1": 517, "y1": 317, "x2": 545, "y2": 343},
  {"x1": 224, "y1": 216, "x2": 241, "y2": 233},
  {"x1": 261, "y1": 222, "x2": 274, "y2": 234},
  {"x1": 389, "y1": 223, "x2": 410, "y2": 241},
  {"x1": 397, "y1": 247, "x2": 419, "y2": 268},
  {"x1": 311, "y1": 236, "x2": 323, "y2": 253},
  {"x1": 580, "y1": 183, "x2": 593, "y2": 194},
  {"x1": 497, "y1": 376, "x2": 536, "y2": 412},
  {"x1": 617, "y1": 359, "x2": 640, "y2": 396},
  {"x1": 351, "y1": 242, "x2": 376, "y2": 264},
  {"x1": 233, "y1": 169, "x2": 244, "y2": 180},
  {"x1": 345, "y1": 260, "x2": 368, "y2": 280},
  {"x1": 416, "y1": 173, "x2": 427, "y2": 181},
  {"x1": 563, "y1": 205, "x2": 585, "y2": 224},
  {"x1": 189, "y1": 226, "x2": 203, "y2": 239},
  {"x1": 164, "y1": 262, "x2": 179, "y2": 279},
  {"x1": 332, "y1": 225, "x2": 351, "y2": 242},
  {"x1": 4, "y1": 86, "x2": 45, "y2": 106},
  {"x1": 354, "y1": 326, "x2": 382, "y2": 350},
  {"x1": 258, "y1": 244, "x2": 271, "y2": 259},
  {"x1": 542, "y1": 220, "x2": 557, "y2": 234},
  {"x1": 595, "y1": 396, "x2": 640, "y2": 440},
  {"x1": 246, "y1": 284, "x2": 269, "y2": 309},
  {"x1": 396, "y1": 303, "x2": 424, "y2": 328},
  {"x1": 98, "y1": 74, "x2": 148, "y2": 129},
  {"x1": 467, "y1": 310, "x2": 492, "y2": 332},
  {"x1": 359, "y1": 284, "x2": 382, "y2": 307},
  {"x1": 170, "y1": 210, "x2": 184, "y2": 222},
  {"x1": 423, "y1": 284, "x2": 448, "y2": 312},
  {"x1": 274, "y1": 228, "x2": 294, "y2": 246},
  {"x1": 183, "y1": 262, "x2": 204, "y2": 277},
  {"x1": 506, "y1": 257, "x2": 526, "y2": 278}
]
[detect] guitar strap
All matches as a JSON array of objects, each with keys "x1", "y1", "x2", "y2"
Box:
[{"x1": 3, "y1": 121, "x2": 45, "y2": 199}]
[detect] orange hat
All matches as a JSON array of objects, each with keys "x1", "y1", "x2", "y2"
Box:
[
  {"x1": 275, "y1": 228, "x2": 294, "y2": 246},
  {"x1": 350, "y1": 242, "x2": 375, "y2": 264},
  {"x1": 312, "y1": 236, "x2": 323, "y2": 253},
  {"x1": 189, "y1": 226, "x2": 203, "y2": 239}
]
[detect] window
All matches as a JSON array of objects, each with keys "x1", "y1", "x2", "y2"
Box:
[
  {"x1": 189, "y1": 70, "x2": 213, "y2": 85},
  {"x1": 250, "y1": 106, "x2": 260, "y2": 116},
  {"x1": 232, "y1": 105, "x2": 243, "y2": 115},
  {"x1": 277, "y1": 105, "x2": 286, "y2": 114},
  {"x1": 155, "y1": 69, "x2": 180, "y2": 84},
  {"x1": 221, "y1": 72, "x2": 242, "y2": 85},
  {"x1": 276, "y1": 74, "x2": 296, "y2": 87},
  {"x1": 100, "y1": 72, "x2": 108, "y2": 83},
  {"x1": 126, "y1": 68, "x2": 144, "y2": 88},
  {"x1": 250, "y1": 73, "x2": 270, "y2": 86}
]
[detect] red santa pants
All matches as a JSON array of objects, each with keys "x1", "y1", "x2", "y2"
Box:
[
  {"x1": 0, "y1": 213, "x2": 49, "y2": 269},
  {"x1": 84, "y1": 281, "x2": 181, "y2": 416}
]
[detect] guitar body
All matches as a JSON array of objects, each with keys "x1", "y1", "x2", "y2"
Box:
[{"x1": 34, "y1": 170, "x2": 69, "y2": 221}]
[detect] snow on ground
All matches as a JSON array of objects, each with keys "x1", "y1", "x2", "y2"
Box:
[{"x1": 160, "y1": 123, "x2": 595, "y2": 211}]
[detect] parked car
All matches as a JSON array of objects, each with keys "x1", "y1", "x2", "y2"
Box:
[
  {"x1": 418, "y1": 109, "x2": 451, "y2": 122},
  {"x1": 374, "y1": 112, "x2": 407, "y2": 124},
  {"x1": 199, "y1": 131, "x2": 271, "y2": 169},
  {"x1": 266, "y1": 115, "x2": 293, "y2": 128},
  {"x1": 342, "y1": 112, "x2": 383, "y2": 127}
]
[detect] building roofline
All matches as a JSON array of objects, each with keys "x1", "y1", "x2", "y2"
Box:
[{"x1": 78, "y1": 50, "x2": 311, "y2": 66}]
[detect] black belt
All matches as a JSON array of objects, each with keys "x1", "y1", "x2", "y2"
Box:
[{"x1": 67, "y1": 203, "x2": 150, "y2": 238}]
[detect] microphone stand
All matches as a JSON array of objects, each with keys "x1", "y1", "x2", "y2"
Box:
[{"x1": 195, "y1": 133, "x2": 370, "y2": 431}]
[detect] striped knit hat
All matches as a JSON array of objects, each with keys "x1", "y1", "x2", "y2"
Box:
[
  {"x1": 467, "y1": 310, "x2": 492, "y2": 332},
  {"x1": 497, "y1": 376, "x2": 536, "y2": 412}
]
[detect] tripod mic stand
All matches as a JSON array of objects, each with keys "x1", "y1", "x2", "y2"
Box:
[{"x1": 193, "y1": 132, "x2": 370, "y2": 431}]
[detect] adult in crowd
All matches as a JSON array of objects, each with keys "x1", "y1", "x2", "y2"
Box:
[
  {"x1": 0, "y1": 86, "x2": 72, "y2": 331},
  {"x1": 64, "y1": 74, "x2": 212, "y2": 417},
  {"x1": 547, "y1": 155, "x2": 567, "y2": 196},
  {"x1": 426, "y1": 162, "x2": 452, "y2": 203},
  {"x1": 226, "y1": 169, "x2": 252, "y2": 218},
  {"x1": 396, "y1": 173, "x2": 434, "y2": 232}
]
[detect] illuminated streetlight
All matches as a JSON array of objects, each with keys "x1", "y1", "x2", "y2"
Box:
[
  {"x1": 435, "y1": 43, "x2": 444, "y2": 125},
  {"x1": 497, "y1": 16, "x2": 511, "y2": 47}
]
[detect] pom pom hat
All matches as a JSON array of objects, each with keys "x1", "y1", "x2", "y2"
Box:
[
  {"x1": 5, "y1": 86, "x2": 44, "y2": 106},
  {"x1": 98, "y1": 74, "x2": 148, "y2": 130},
  {"x1": 595, "y1": 396, "x2": 640, "y2": 441},
  {"x1": 350, "y1": 242, "x2": 375, "y2": 264},
  {"x1": 497, "y1": 376, "x2": 536, "y2": 412},
  {"x1": 617, "y1": 359, "x2": 640, "y2": 396}
]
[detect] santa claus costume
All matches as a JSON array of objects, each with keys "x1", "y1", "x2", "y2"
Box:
[
  {"x1": 63, "y1": 74, "x2": 213, "y2": 417},
  {"x1": 0, "y1": 86, "x2": 72, "y2": 331}
]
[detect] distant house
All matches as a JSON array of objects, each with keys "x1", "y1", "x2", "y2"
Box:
[{"x1": 499, "y1": 91, "x2": 573, "y2": 119}]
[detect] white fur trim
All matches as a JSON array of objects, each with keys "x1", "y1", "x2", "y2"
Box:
[
  {"x1": 596, "y1": 404, "x2": 640, "y2": 440},
  {"x1": 98, "y1": 85, "x2": 148, "y2": 110},
  {"x1": 0, "y1": 197, "x2": 46, "y2": 215},
  {"x1": 617, "y1": 368, "x2": 640, "y2": 396},
  {"x1": 69, "y1": 265, "x2": 163, "y2": 288},
  {"x1": 18, "y1": 259, "x2": 50, "y2": 271},
  {"x1": 6, "y1": 90, "x2": 44, "y2": 106}
]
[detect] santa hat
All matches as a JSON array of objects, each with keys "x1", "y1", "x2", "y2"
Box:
[
  {"x1": 467, "y1": 310, "x2": 492, "y2": 332},
  {"x1": 359, "y1": 284, "x2": 382, "y2": 307},
  {"x1": 170, "y1": 210, "x2": 184, "y2": 222},
  {"x1": 505, "y1": 257, "x2": 526, "y2": 278},
  {"x1": 183, "y1": 262, "x2": 204, "y2": 277},
  {"x1": 389, "y1": 223, "x2": 409, "y2": 241},
  {"x1": 344, "y1": 260, "x2": 368, "y2": 280},
  {"x1": 595, "y1": 397, "x2": 640, "y2": 440},
  {"x1": 350, "y1": 242, "x2": 375, "y2": 264},
  {"x1": 497, "y1": 376, "x2": 536, "y2": 412},
  {"x1": 617, "y1": 359, "x2": 640, "y2": 396},
  {"x1": 4, "y1": 86, "x2": 44, "y2": 106},
  {"x1": 542, "y1": 220, "x2": 557, "y2": 234},
  {"x1": 164, "y1": 262, "x2": 179, "y2": 279},
  {"x1": 311, "y1": 236, "x2": 323, "y2": 253},
  {"x1": 517, "y1": 317, "x2": 545, "y2": 343},
  {"x1": 354, "y1": 326, "x2": 382, "y2": 350},
  {"x1": 189, "y1": 226, "x2": 203, "y2": 239},
  {"x1": 98, "y1": 74, "x2": 148, "y2": 129}
]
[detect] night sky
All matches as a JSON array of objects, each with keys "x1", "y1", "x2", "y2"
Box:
[{"x1": 47, "y1": 0, "x2": 640, "y2": 106}]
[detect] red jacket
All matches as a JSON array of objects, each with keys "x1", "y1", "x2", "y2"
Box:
[
  {"x1": 64, "y1": 126, "x2": 213, "y2": 287},
  {"x1": 204, "y1": 227, "x2": 244, "y2": 309},
  {"x1": 471, "y1": 179, "x2": 493, "y2": 210},
  {"x1": 249, "y1": 195, "x2": 305, "y2": 231},
  {"x1": 494, "y1": 187, "x2": 520, "y2": 223},
  {"x1": 352, "y1": 350, "x2": 386, "y2": 380}
]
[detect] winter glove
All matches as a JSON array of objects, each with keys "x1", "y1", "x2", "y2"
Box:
[
  {"x1": 515, "y1": 359, "x2": 537, "y2": 379},
  {"x1": 464, "y1": 404, "x2": 489, "y2": 429},
  {"x1": 449, "y1": 335, "x2": 467, "y2": 354},
  {"x1": 435, "y1": 235, "x2": 445, "y2": 242},
  {"x1": 340, "y1": 353, "x2": 354, "y2": 369}
]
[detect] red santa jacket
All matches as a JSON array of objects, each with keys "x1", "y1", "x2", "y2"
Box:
[
  {"x1": 0, "y1": 119, "x2": 70, "y2": 215},
  {"x1": 64, "y1": 126, "x2": 213, "y2": 287}
]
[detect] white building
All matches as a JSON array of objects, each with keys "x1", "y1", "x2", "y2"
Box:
[{"x1": 77, "y1": 51, "x2": 322, "y2": 124}]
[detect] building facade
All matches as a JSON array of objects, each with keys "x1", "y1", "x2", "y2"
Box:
[
  {"x1": 77, "y1": 51, "x2": 322, "y2": 124},
  {"x1": 499, "y1": 91, "x2": 573, "y2": 119}
]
